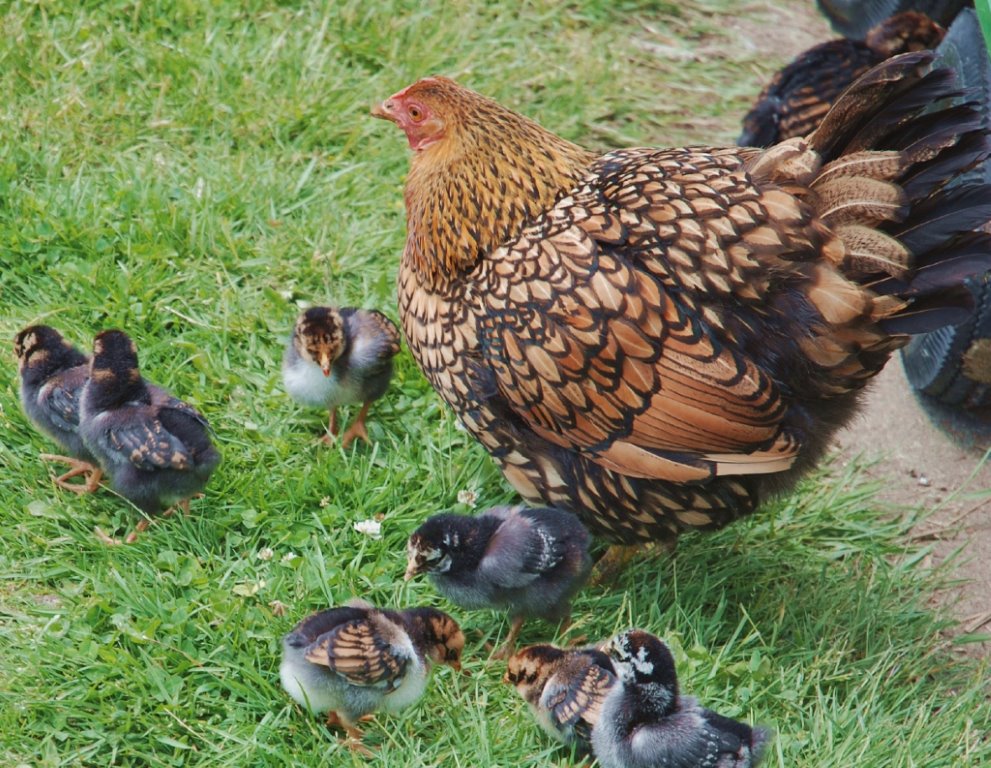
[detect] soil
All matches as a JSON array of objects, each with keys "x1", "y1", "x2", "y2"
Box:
[{"x1": 733, "y1": 1, "x2": 991, "y2": 658}]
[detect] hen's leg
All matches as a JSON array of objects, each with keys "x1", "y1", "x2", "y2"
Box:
[{"x1": 590, "y1": 540, "x2": 675, "y2": 585}]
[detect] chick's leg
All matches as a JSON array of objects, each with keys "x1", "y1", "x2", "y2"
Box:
[
  {"x1": 39, "y1": 454, "x2": 103, "y2": 494},
  {"x1": 492, "y1": 616, "x2": 526, "y2": 660},
  {"x1": 556, "y1": 614, "x2": 587, "y2": 647},
  {"x1": 321, "y1": 408, "x2": 340, "y2": 445},
  {"x1": 94, "y1": 517, "x2": 151, "y2": 547},
  {"x1": 340, "y1": 401, "x2": 373, "y2": 448},
  {"x1": 326, "y1": 711, "x2": 374, "y2": 757}
]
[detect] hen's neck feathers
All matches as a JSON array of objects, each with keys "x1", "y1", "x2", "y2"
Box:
[{"x1": 404, "y1": 92, "x2": 596, "y2": 286}]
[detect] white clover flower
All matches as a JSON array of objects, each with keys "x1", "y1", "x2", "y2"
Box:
[
  {"x1": 457, "y1": 489, "x2": 478, "y2": 508},
  {"x1": 257, "y1": 547, "x2": 274, "y2": 561},
  {"x1": 353, "y1": 519, "x2": 383, "y2": 539}
]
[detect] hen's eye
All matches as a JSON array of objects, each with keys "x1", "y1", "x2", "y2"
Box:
[{"x1": 408, "y1": 105, "x2": 423, "y2": 121}]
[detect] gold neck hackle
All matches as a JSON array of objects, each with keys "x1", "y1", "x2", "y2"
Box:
[{"x1": 402, "y1": 91, "x2": 596, "y2": 287}]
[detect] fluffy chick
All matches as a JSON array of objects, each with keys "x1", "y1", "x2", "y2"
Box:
[
  {"x1": 14, "y1": 325, "x2": 103, "y2": 493},
  {"x1": 593, "y1": 629, "x2": 771, "y2": 768},
  {"x1": 282, "y1": 306, "x2": 400, "y2": 448},
  {"x1": 405, "y1": 505, "x2": 592, "y2": 659},
  {"x1": 279, "y1": 600, "x2": 464, "y2": 753},
  {"x1": 79, "y1": 330, "x2": 220, "y2": 544},
  {"x1": 504, "y1": 643, "x2": 616, "y2": 753}
]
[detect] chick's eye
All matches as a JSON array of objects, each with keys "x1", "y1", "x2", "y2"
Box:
[{"x1": 408, "y1": 105, "x2": 423, "y2": 121}]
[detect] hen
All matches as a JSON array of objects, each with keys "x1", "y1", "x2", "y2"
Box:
[
  {"x1": 373, "y1": 52, "x2": 991, "y2": 546},
  {"x1": 739, "y1": 11, "x2": 945, "y2": 146}
]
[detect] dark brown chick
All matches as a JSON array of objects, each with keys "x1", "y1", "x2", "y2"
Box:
[
  {"x1": 504, "y1": 643, "x2": 616, "y2": 754},
  {"x1": 79, "y1": 330, "x2": 220, "y2": 544},
  {"x1": 739, "y1": 11, "x2": 945, "y2": 147},
  {"x1": 373, "y1": 53, "x2": 991, "y2": 547},
  {"x1": 14, "y1": 325, "x2": 103, "y2": 493}
]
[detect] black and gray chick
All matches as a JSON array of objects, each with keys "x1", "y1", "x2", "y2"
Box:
[
  {"x1": 79, "y1": 330, "x2": 220, "y2": 544},
  {"x1": 593, "y1": 629, "x2": 771, "y2": 768},
  {"x1": 279, "y1": 599, "x2": 464, "y2": 754},
  {"x1": 14, "y1": 325, "x2": 103, "y2": 493},
  {"x1": 504, "y1": 643, "x2": 617, "y2": 753},
  {"x1": 405, "y1": 505, "x2": 592, "y2": 658},
  {"x1": 282, "y1": 306, "x2": 400, "y2": 447}
]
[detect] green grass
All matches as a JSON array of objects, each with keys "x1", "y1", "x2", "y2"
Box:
[{"x1": 1, "y1": 0, "x2": 988, "y2": 765}]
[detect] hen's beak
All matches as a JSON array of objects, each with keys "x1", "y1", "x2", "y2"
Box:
[{"x1": 371, "y1": 100, "x2": 397, "y2": 122}]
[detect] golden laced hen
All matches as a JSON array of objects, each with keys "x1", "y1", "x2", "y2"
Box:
[
  {"x1": 373, "y1": 52, "x2": 991, "y2": 546},
  {"x1": 739, "y1": 11, "x2": 945, "y2": 147}
]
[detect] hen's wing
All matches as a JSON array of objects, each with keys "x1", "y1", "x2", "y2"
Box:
[
  {"x1": 303, "y1": 618, "x2": 408, "y2": 690},
  {"x1": 473, "y1": 146, "x2": 807, "y2": 485}
]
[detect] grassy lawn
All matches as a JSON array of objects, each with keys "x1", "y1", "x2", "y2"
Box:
[{"x1": 1, "y1": 0, "x2": 988, "y2": 765}]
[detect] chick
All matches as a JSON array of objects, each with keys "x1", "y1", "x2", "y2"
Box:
[
  {"x1": 504, "y1": 643, "x2": 616, "y2": 753},
  {"x1": 404, "y1": 505, "x2": 592, "y2": 659},
  {"x1": 79, "y1": 330, "x2": 220, "y2": 544},
  {"x1": 593, "y1": 629, "x2": 771, "y2": 768},
  {"x1": 14, "y1": 325, "x2": 103, "y2": 493},
  {"x1": 279, "y1": 600, "x2": 465, "y2": 753},
  {"x1": 282, "y1": 306, "x2": 400, "y2": 448}
]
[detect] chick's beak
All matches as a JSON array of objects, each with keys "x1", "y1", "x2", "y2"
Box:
[{"x1": 403, "y1": 560, "x2": 418, "y2": 581}]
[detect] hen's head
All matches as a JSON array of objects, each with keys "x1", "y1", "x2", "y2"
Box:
[
  {"x1": 371, "y1": 76, "x2": 461, "y2": 152},
  {"x1": 374, "y1": 77, "x2": 594, "y2": 281}
]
